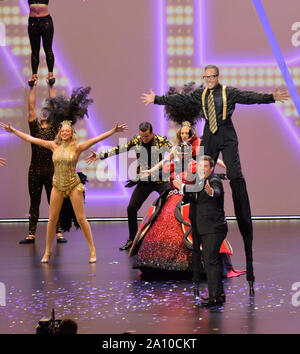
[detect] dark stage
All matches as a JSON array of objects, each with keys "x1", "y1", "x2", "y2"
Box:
[{"x1": 0, "y1": 219, "x2": 299, "y2": 334}]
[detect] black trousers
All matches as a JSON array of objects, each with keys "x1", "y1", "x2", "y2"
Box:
[
  {"x1": 28, "y1": 15, "x2": 54, "y2": 74},
  {"x1": 202, "y1": 123, "x2": 255, "y2": 282},
  {"x1": 127, "y1": 182, "x2": 170, "y2": 241},
  {"x1": 192, "y1": 222, "x2": 226, "y2": 298},
  {"x1": 200, "y1": 233, "x2": 226, "y2": 299},
  {"x1": 28, "y1": 167, "x2": 60, "y2": 235}
]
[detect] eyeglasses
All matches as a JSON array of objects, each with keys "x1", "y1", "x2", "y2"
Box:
[{"x1": 203, "y1": 75, "x2": 218, "y2": 80}]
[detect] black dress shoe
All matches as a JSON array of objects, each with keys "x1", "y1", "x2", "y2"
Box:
[
  {"x1": 119, "y1": 240, "x2": 133, "y2": 251},
  {"x1": 201, "y1": 297, "x2": 223, "y2": 308},
  {"x1": 201, "y1": 293, "x2": 226, "y2": 303},
  {"x1": 19, "y1": 237, "x2": 35, "y2": 244}
]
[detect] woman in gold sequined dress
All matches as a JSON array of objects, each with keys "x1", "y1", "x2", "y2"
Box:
[{"x1": 0, "y1": 120, "x2": 127, "y2": 263}]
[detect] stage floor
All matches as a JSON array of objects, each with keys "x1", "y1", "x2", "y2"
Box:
[{"x1": 0, "y1": 219, "x2": 299, "y2": 334}]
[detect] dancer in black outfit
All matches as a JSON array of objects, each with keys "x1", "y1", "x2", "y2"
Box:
[
  {"x1": 86, "y1": 122, "x2": 172, "y2": 251},
  {"x1": 141, "y1": 64, "x2": 289, "y2": 295},
  {"x1": 19, "y1": 79, "x2": 67, "y2": 244},
  {"x1": 27, "y1": 1, "x2": 55, "y2": 86},
  {"x1": 26, "y1": 0, "x2": 87, "y2": 87}
]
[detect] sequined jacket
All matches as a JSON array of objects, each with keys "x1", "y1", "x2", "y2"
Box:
[{"x1": 99, "y1": 134, "x2": 172, "y2": 183}]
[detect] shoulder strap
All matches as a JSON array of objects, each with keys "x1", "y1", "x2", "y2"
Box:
[
  {"x1": 222, "y1": 85, "x2": 227, "y2": 120},
  {"x1": 201, "y1": 87, "x2": 209, "y2": 120}
]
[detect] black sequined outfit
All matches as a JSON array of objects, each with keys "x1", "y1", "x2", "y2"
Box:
[
  {"x1": 28, "y1": 120, "x2": 60, "y2": 235},
  {"x1": 28, "y1": 14, "x2": 54, "y2": 75}
]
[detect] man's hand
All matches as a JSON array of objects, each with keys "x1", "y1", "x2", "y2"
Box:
[
  {"x1": 273, "y1": 88, "x2": 289, "y2": 103},
  {"x1": 205, "y1": 180, "x2": 213, "y2": 196},
  {"x1": 141, "y1": 89, "x2": 156, "y2": 106},
  {"x1": 85, "y1": 150, "x2": 99, "y2": 165},
  {"x1": 140, "y1": 169, "x2": 151, "y2": 179},
  {"x1": 172, "y1": 179, "x2": 182, "y2": 191}
]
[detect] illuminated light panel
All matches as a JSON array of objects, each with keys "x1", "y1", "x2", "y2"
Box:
[
  {"x1": 0, "y1": 0, "x2": 135, "y2": 200},
  {"x1": 166, "y1": 0, "x2": 300, "y2": 151}
]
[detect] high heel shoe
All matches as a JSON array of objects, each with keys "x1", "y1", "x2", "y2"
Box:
[
  {"x1": 89, "y1": 253, "x2": 97, "y2": 263},
  {"x1": 19, "y1": 235, "x2": 35, "y2": 244},
  {"x1": 41, "y1": 252, "x2": 51, "y2": 263},
  {"x1": 47, "y1": 74, "x2": 55, "y2": 87},
  {"x1": 28, "y1": 76, "x2": 38, "y2": 87}
]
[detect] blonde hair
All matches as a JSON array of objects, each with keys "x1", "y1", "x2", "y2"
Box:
[{"x1": 54, "y1": 121, "x2": 78, "y2": 146}]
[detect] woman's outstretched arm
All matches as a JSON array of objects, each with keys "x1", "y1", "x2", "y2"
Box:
[
  {"x1": 77, "y1": 123, "x2": 128, "y2": 153},
  {"x1": 0, "y1": 157, "x2": 6, "y2": 167},
  {"x1": 0, "y1": 122, "x2": 55, "y2": 150}
]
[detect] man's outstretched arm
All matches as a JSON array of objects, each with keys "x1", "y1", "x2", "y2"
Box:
[
  {"x1": 141, "y1": 88, "x2": 204, "y2": 107},
  {"x1": 229, "y1": 86, "x2": 289, "y2": 105}
]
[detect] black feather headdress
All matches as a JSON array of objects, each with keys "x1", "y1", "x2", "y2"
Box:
[
  {"x1": 43, "y1": 87, "x2": 93, "y2": 127},
  {"x1": 164, "y1": 82, "x2": 203, "y2": 126}
]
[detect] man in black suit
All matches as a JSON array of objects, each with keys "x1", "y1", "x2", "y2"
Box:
[{"x1": 174, "y1": 155, "x2": 227, "y2": 307}]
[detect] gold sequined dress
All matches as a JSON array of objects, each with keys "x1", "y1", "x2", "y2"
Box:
[{"x1": 52, "y1": 144, "x2": 84, "y2": 198}]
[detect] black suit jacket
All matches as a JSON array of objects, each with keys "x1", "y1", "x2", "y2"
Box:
[{"x1": 183, "y1": 173, "x2": 228, "y2": 235}]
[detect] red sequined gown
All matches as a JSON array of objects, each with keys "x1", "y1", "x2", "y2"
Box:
[
  {"x1": 135, "y1": 191, "x2": 192, "y2": 271},
  {"x1": 130, "y1": 136, "x2": 245, "y2": 277},
  {"x1": 132, "y1": 136, "x2": 199, "y2": 271}
]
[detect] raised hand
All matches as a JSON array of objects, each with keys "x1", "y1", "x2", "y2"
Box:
[
  {"x1": 141, "y1": 89, "x2": 156, "y2": 106},
  {"x1": 273, "y1": 88, "x2": 289, "y2": 103},
  {"x1": 140, "y1": 169, "x2": 152, "y2": 178},
  {"x1": 0, "y1": 122, "x2": 14, "y2": 133},
  {"x1": 172, "y1": 179, "x2": 182, "y2": 191},
  {"x1": 0, "y1": 157, "x2": 6, "y2": 167},
  {"x1": 113, "y1": 123, "x2": 128, "y2": 133},
  {"x1": 204, "y1": 180, "x2": 213, "y2": 196},
  {"x1": 85, "y1": 150, "x2": 99, "y2": 165}
]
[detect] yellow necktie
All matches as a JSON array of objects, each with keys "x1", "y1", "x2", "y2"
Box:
[{"x1": 208, "y1": 90, "x2": 218, "y2": 134}]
